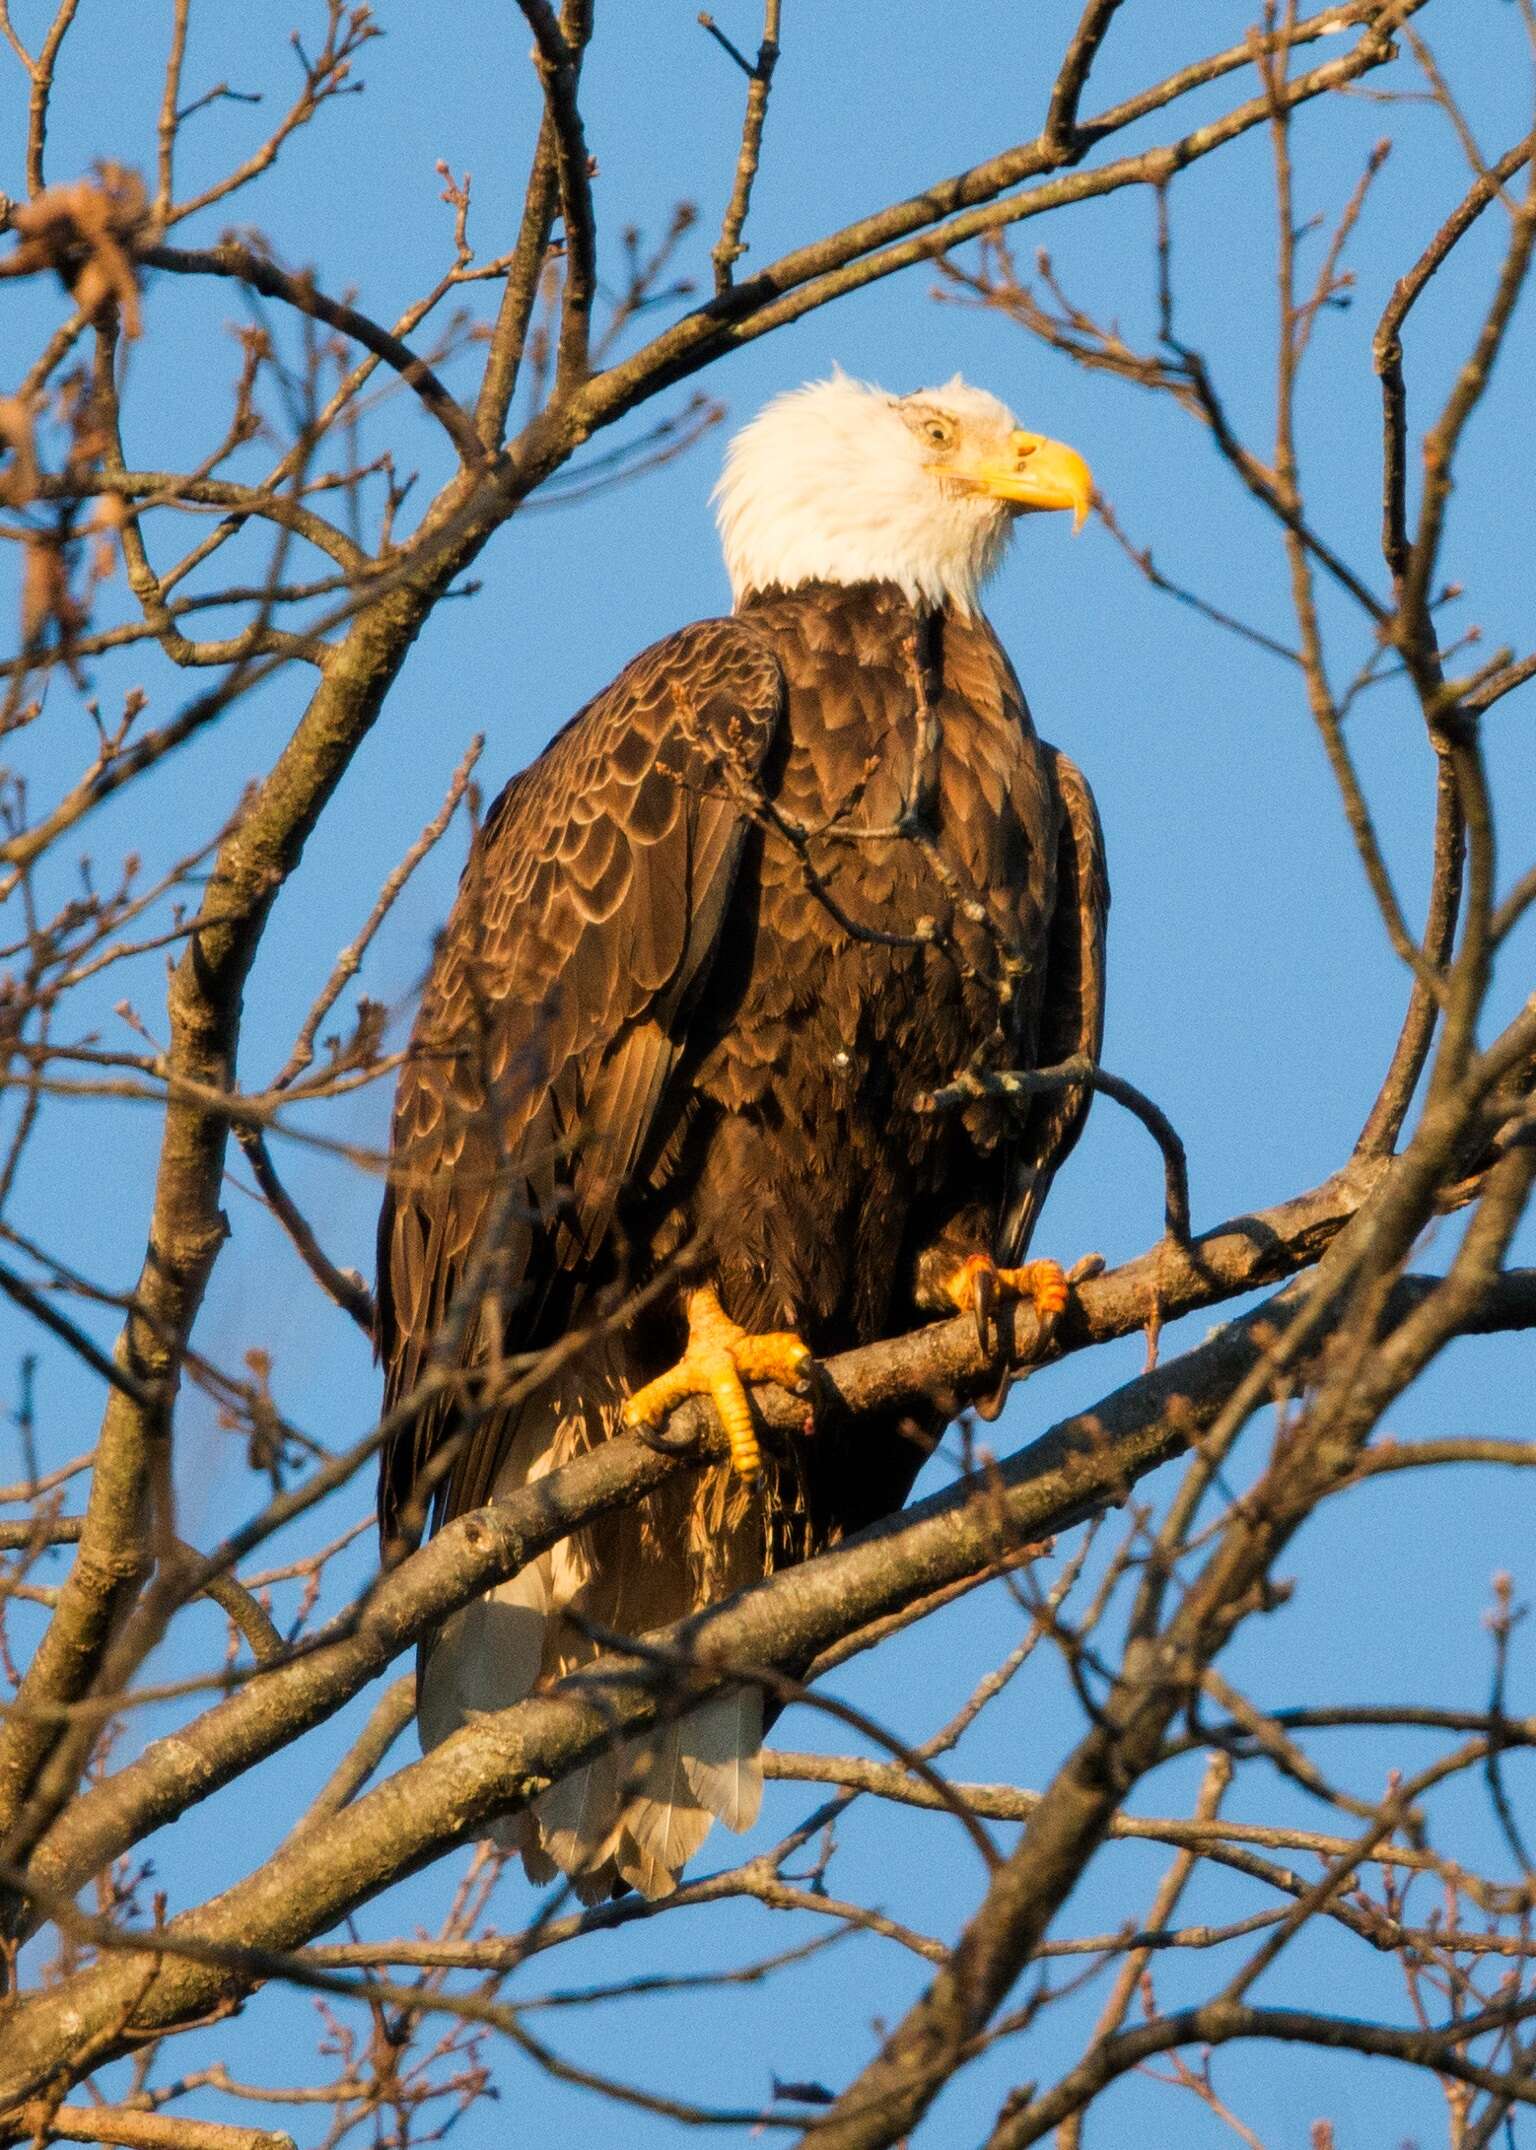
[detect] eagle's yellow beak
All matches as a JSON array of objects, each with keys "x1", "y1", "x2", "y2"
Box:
[{"x1": 966, "y1": 431, "x2": 1094, "y2": 533}]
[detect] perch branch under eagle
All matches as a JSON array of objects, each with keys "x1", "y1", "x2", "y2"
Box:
[{"x1": 376, "y1": 373, "x2": 1106, "y2": 1901}]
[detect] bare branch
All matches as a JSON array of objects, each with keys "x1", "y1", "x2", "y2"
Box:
[
  {"x1": 518, "y1": 0, "x2": 596, "y2": 389},
  {"x1": 22, "y1": 2105, "x2": 295, "y2": 2150},
  {"x1": 1044, "y1": 0, "x2": 1128, "y2": 154},
  {"x1": 141, "y1": 242, "x2": 488, "y2": 468},
  {"x1": 705, "y1": 0, "x2": 782, "y2": 293}
]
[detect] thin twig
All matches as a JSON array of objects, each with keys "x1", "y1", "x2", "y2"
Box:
[
  {"x1": 518, "y1": 0, "x2": 596, "y2": 388},
  {"x1": 274, "y1": 734, "x2": 481, "y2": 1090},
  {"x1": 232, "y1": 1129, "x2": 374, "y2": 1335},
  {"x1": 917, "y1": 1056, "x2": 1191, "y2": 1243},
  {"x1": 707, "y1": 0, "x2": 781, "y2": 293}
]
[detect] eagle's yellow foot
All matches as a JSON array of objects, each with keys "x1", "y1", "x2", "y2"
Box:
[
  {"x1": 623, "y1": 1285, "x2": 813, "y2": 1485},
  {"x1": 944, "y1": 1252, "x2": 1070, "y2": 1353}
]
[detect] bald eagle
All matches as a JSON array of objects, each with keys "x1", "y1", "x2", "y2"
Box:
[{"x1": 377, "y1": 374, "x2": 1107, "y2": 1900}]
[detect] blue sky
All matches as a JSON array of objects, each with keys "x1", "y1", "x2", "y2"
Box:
[{"x1": 1, "y1": 2, "x2": 1534, "y2": 2142}]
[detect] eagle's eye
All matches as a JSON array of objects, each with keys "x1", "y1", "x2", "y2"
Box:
[{"x1": 903, "y1": 405, "x2": 955, "y2": 453}]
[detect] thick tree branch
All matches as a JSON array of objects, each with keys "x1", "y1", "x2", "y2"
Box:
[
  {"x1": 18, "y1": 1162, "x2": 1380, "y2": 1913},
  {"x1": 2, "y1": 1259, "x2": 1532, "y2": 2100},
  {"x1": 0, "y1": 1292, "x2": 1331, "y2": 2098},
  {"x1": 796, "y1": 1246, "x2": 1536, "y2": 2148},
  {"x1": 0, "y1": 567, "x2": 458, "y2": 1872}
]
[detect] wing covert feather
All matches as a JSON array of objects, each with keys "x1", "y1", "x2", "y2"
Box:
[{"x1": 377, "y1": 618, "x2": 784, "y2": 1541}]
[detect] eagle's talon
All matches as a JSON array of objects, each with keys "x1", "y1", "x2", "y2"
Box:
[
  {"x1": 943, "y1": 1252, "x2": 1072, "y2": 1348},
  {"x1": 623, "y1": 1286, "x2": 814, "y2": 1486},
  {"x1": 969, "y1": 1254, "x2": 997, "y2": 1352}
]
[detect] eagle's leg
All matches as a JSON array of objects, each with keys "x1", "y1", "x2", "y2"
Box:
[
  {"x1": 623, "y1": 1286, "x2": 813, "y2": 1485},
  {"x1": 941, "y1": 1252, "x2": 1070, "y2": 1352}
]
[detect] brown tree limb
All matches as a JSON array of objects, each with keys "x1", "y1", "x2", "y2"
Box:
[
  {"x1": 0, "y1": 574, "x2": 452, "y2": 1870},
  {"x1": 5, "y1": 0, "x2": 81, "y2": 197},
  {"x1": 1374, "y1": 133, "x2": 1535, "y2": 587},
  {"x1": 21, "y1": 2107, "x2": 294, "y2": 2150},
  {"x1": 786, "y1": 1101, "x2": 1536, "y2": 2148},
  {"x1": 152, "y1": 0, "x2": 191, "y2": 224},
  {"x1": 0, "y1": 1260, "x2": 156, "y2": 1411},
  {"x1": 1355, "y1": 755, "x2": 1464, "y2": 1156},
  {"x1": 27, "y1": 471, "x2": 366, "y2": 576},
  {"x1": 0, "y1": 1289, "x2": 1343, "y2": 2098},
  {"x1": 1044, "y1": 0, "x2": 1128, "y2": 154},
  {"x1": 986, "y1": 1996, "x2": 1536, "y2": 2146},
  {"x1": 587, "y1": 3, "x2": 1423, "y2": 422},
  {"x1": 2, "y1": 1261, "x2": 1533, "y2": 2101},
  {"x1": 1400, "y1": 154, "x2": 1536, "y2": 641},
  {"x1": 9, "y1": 1159, "x2": 1383, "y2": 1914},
  {"x1": 1054, "y1": 1750, "x2": 1232, "y2": 2150},
  {"x1": 231, "y1": 1129, "x2": 374, "y2": 1335},
  {"x1": 471, "y1": 2, "x2": 594, "y2": 453}
]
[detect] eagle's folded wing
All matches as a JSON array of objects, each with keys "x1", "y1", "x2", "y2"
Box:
[
  {"x1": 1000, "y1": 742, "x2": 1109, "y2": 1265},
  {"x1": 375, "y1": 617, "x2": 785, "y2": 1544}
]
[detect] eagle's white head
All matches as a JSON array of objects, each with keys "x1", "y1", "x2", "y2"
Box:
[{"x1": 714, "y1": 371, "x2": 1092, "y2": 617}]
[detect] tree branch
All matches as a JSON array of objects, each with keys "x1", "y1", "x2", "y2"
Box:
[
  {"x1": 1044, "y1": 0, "x2": 1127, "y2": 155},
  {"x1": 16, "y1": 1161, "x2": 1384, "y2": 1917},
  {"x1": 0, "y1": 1291, "x2": 1329, "y2": 2097},
  {"x1": 141, "y1": 243, "x2": 489, "y2": 468},
  {"x1": 518, "y1": 0, "x2": 596, "y2": 390},
  {"x1": 22, "y1": 2107, "x2": 294, "y2": 2150},
  {"x1": 705, "y1": 0, "x2": 781, "y2": 293},
  {"x1": 3, "y1": 1257, "x2": 1532, "y2": 2099}
]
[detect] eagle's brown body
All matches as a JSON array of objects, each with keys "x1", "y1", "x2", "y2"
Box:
[{"x1": 377, "y1": 579, "x2": 1106, "y2": 1898}]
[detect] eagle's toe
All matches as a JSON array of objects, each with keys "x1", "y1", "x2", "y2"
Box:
[{"x1": 623, "y1": 1285, "x2": 814, "y2": 1485}]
